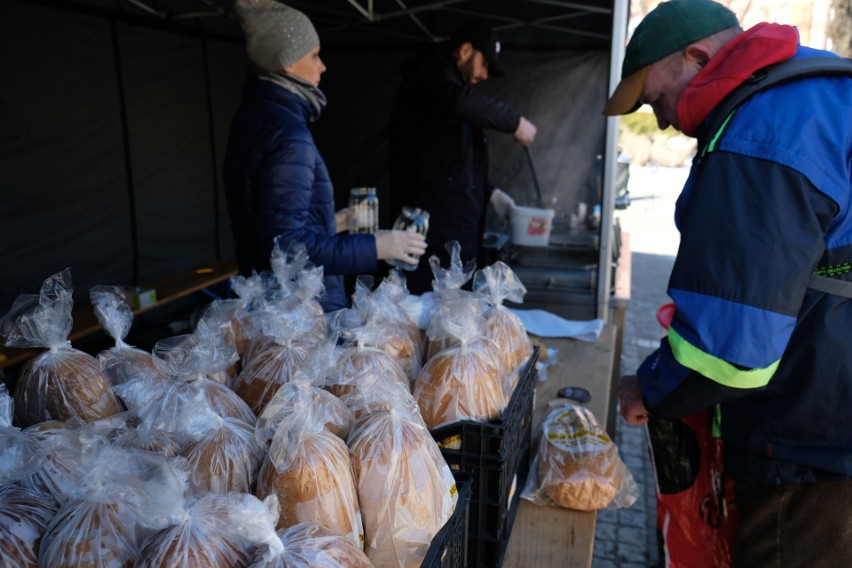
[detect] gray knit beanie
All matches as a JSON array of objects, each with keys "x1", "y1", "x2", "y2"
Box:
[{"x1": 235, "y1": 0, "x2": 319, "y2": 72}]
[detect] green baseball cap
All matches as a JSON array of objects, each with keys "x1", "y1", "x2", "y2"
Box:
[{"x1": 603, "y1": 0, "x2": 739, "y2": 115}]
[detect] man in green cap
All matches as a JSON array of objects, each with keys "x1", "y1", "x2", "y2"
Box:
[{"x1": 609, "y1": 0, "x2": 852, "y2": 565}]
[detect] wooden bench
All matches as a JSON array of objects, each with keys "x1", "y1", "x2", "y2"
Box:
[
  {"x1": 0, "y1": 260, "x2": 238, "y2": 370},
  {"x1": 503, "y1": 324, "x2": 618, "y2": 567},
  {"x1": 503, "y1": 233, "x2": 630, "y2": 566}
]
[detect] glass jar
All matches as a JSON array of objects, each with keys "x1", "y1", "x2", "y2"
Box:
[
  {"x1": 348, "y1": 187, "x2": 378, "y2": 234},
  {"x1": 386, "y1": 207, "x2": 430, "y2": 271}
]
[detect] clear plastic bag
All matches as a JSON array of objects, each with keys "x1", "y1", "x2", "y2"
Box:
[
  {"x1": 473, "y1": 261, "x2": 533, "y2": 393},
  {"x1": 255, "y1": 402, "x2": 363, "y2": 546},
  {"x1": 234, "y1": 303, "x2": 321, "y2": 415},
  {"x1": 175, "y1": 406, "x2": 264, "y2": 495},
  {"x1": 268, "y1": 238, "x2": 326, "y2": 337},
  {"x1": 38, "y1": 445, "x2": 186, "y2": 568},
  {"x1": 414, "y1": 295, "x2": 506, "y2": 430},
  {"x1": 350, "y1": 274, "x2": 423, "y2": 381},
  {"x1": 0, "y1": 270, "x2": 123, "y2": 427},
  {"x1": 256, "y1": 374, "x2": 354, "y2": 443},
  {"x1": 422, "y1": 241, "x2": 477, "y2": 360},
  {"x1": 18, "y1": 421, "x2": 86, "y2": 506},
  {"x1": 0, "y1": 484, "x2": 58, "y2": 567},
  {"x1": 90, "y1": 285, "x2": 164, "y2": 386},
  {"x1": 136, "y1": 492, "x2": 282, "y2": 568},
  {"x1": 149, "y1": 332, "x2": 256, "y2": 425},
  {"x1": 349, "y1": 408, "x2": 458, "y2": 567},
  {"x1": 248, "y1": 522, "x2": 373, "y2": 568},
  {"x1": 522, "y1": 402, "x2": 638, "y2": 511}
]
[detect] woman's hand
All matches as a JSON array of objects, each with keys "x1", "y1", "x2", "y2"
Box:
[
  {"x1": 374, "y1": 230, "x2": 427, "y2": 263},
  {"x1": 334, "y1": 207, "x2": 356, "y2": 233}
]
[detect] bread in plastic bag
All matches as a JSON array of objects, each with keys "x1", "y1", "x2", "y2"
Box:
[
  {"x1": 473, "y1": 261, "x2": 533, "y2": 393},
  {"x1": 148, "y1": 334, "x2": 256, "y2": 425},
  {"x1": 267, "y1": 238, "x2": 327, "y2": 337},
  {"x1": 234, "y1": 302, "x2": 320, "y2": 415},
  {"x1": 0, "y1": 484, "x2": 58, "y2": 567},
  {"x1": 255, "y1": 402, "x2": 363, "y2": 546},
  {"x1": 178, "y1": 407, "x2": 264, "y2": 495},
  {"x1": 522, "y1": 402, "x2": 638, "y2": 511},
  {"x1": 136, "y1": 492, "x2": 281, "y2": 568},
  {"x1": 0, "y1": 383, "x2": 48, "y2": 486},
  {"x1": 350, "y1": 274, "x2": 423, "y2": 381},
  {"x1": 248, "y1": 522, "x2": 373, "y2": 568},
  {"x1": 349, "y1": 407, "x2": 457, "y2": 567},
  {"x1": 39, "y1": 445, "x2": 186, "y2": 568},
  {"x1": 1, "y1": 270, "x2": 123, "y2": 427},
  {"x1": 324, "y1": 336, "x2": 411, "y2": 400},
  {"x1": 414, "y1": 295, "x2": 506, "y2": 430},
  {"x1": 90, "y1": 285, "x2": 163, "y2": 386},
  {"x1": 256, "y1": 373, "x2": 354, "y2": 444}
]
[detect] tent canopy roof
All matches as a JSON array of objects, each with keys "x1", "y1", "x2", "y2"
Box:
[{"x1": 46, "y1": 0, "x2": 617, "y2": 49}]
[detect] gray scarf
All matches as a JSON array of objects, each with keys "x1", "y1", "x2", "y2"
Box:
[{"x1": 259, "y1": 71, "x2": 327, "y2": 122}]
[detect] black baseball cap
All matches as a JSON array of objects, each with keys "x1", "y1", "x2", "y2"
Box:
[{"x1": 450, "y1": 22, "x2": 507, "y2": 76}]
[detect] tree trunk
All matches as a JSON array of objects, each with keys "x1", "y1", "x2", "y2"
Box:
[{"x1": 829, "y1": 0, "x2": 852, "y2": 57}]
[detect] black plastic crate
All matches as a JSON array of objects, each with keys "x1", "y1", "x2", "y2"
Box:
[
  {"x1": 430, "y1": 347, "x2": 540, "y2": 567},
  {"x1": 422, "y1": 471, "x2": 473, "y2": 568}
]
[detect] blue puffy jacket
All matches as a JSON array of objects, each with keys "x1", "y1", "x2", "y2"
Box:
[{"x1": 223, "y1": 76, "x2": 377, "y2": 312}]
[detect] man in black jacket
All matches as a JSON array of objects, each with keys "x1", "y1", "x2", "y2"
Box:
[{"x1": 389, "y1": 22, "x2": 537, "y2": 294}]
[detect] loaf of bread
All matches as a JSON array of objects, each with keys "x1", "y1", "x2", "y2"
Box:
[
  {"x1": 135, "y1": 518, "x2": 249, "y2": 568},
  {"x1": 253, "y1": 523, "x2": 373, "y2": 567},
  {"x1": 180, "y1": 418, "x2": 263, "y2": 494},
  {"x1": 483, "y1": 307, "x2": 532, "y2": 379},
  {"x1": 376, "y1": 330, "x2": 421, "y2": 382},
  {"x1": 325, "y1": 346, "x2": 411, "y2": 400},
  {"x1": 0, "y1": 485, "x2": 58, "y2": 568},
  {"x1": 19, "y1": 421, "x2": 82, "y2": 504},
  {"x1": 14, "y1": 346, "x2": 123, "y2": 427},
  {"x1": 234, "y1": 339, "x2": 313, "y2": 415},
  {"x1": 196, "y1": 378, "x2": 257, "y2": 426},
  {"x1": 98, "y1": 345, "x2": 163, "y2": 387},
  {"x1": 350, "y1": 410, "x2": 457, "y2": 567},
  {"x1": 536, "y1": 405, "x2": 632, "y2": 511},
  {"x1": 414, "y1": 341, "x2": 507, "y2": 430},
  {"x1": 255, "y1": 429, "x2": 362, "y2": 546},
  {"x1": 38, "y1": 498, "x2": 139, "y2": 568},
  {"x1": 257, "y1": 381, "x2": 354, "y2": 442}
]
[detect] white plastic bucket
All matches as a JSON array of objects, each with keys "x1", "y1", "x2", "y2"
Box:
[{"x1": 510, "y1": 206, "x2": 555, "y2": 247}]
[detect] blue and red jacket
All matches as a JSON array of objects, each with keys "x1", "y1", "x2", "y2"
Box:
[{"x1": 638, "y1": 24, "x2": 852, "y2": 484}]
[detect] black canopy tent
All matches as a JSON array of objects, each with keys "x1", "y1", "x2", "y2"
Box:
[{"x1": 0, "y1": 0, "x2": 627, "y2": 318}]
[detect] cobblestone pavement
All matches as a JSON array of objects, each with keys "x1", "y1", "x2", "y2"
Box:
[{"x1": 592, "y1": 165, "x2": 688, "y2": 568}]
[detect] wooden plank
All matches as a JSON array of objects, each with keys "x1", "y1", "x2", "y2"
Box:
[
  {"x1": 503, "y1": 324, "x2": 617, "y2": 568},
  {"x1": 0, "y1": 260, "x2": 237, "y2": 370}
]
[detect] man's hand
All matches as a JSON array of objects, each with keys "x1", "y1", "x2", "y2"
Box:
[
  {"x1": 335, "y1": 207, "x2": 355, "y2": 233},
  {"x1": 375, "y1": 230, "x2": 427, "y2": 263},
  {"x1": 490, "y1": 188, "x2": 515, "y2": 219},
  {"x1": 514, "y1": 116, "x2": 537, "y2": 146},
  {"x1": 618, "y1": 374, "x2": 650, "y2": 425}
]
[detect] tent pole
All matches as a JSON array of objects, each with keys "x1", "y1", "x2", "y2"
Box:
[{"x1": 596, "y1": 0, "x2": 628, "y2": 321}]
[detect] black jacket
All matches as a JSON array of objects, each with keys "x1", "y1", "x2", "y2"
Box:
[{"x1": 388, "y1": 46, "x2": 521, "y2": 293}]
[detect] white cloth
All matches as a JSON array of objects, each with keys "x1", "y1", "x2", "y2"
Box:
[
  {"x1": 400, "y1": 293, "x2": 603, "y2": 342},
  {"x1": 508, "y1": 309, "x2": 604, "y2": 342}
]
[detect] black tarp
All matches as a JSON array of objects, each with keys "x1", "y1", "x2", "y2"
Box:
[{"x1": 1, "y1": 0, "x2": 613, "y2": 314}]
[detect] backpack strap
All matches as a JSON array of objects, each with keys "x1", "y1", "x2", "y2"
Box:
[
  {"x1": 808, "y1": 274, "x2": 852, "y2": 298},
  {"x1": 700, "y1": 57, "x2": 852, "y2": 297},
  {"x1": 701, "y1": 57, "x2": 852, "y2": 158}
]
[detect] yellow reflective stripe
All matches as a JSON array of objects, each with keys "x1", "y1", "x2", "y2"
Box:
[{"x1": 668, "y1": 326, "x2": 778, "y2": 389}]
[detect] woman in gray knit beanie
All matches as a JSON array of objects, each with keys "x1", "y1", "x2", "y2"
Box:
[
  {"x1": 237, "y1": 0, "x2": 320, "y2": 75},
  {"x1": 223, "y1": 0, "x2": 427, "y2": 312}
]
